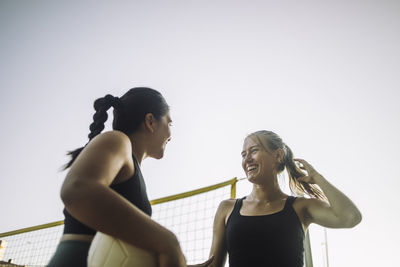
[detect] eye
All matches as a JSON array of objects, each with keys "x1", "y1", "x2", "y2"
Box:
[
  {"x1": 250, "y1": 148, "x2": 258, "y2": 154},
  {"x1": 168, "y1": 122, "x2": 173, "y2": 127},
  {"x1": 241, "y1": 153, "x2": 246, "y2": 158}
]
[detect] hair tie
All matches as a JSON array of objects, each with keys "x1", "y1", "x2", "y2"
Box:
[
  {"x1": 111, "y1": 96, "x2": 123, "y2": 111},
  {"x1": 103, "y1": 94, "x2": 123, "y2": 111}
]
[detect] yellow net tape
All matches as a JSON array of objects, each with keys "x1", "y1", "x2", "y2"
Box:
[{"x1": 0, "y1": 178, "x2": 238, "y2": 267}]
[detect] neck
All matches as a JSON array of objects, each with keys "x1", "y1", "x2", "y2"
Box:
[
  {"x1": 249, "y1": 175, "x2": 286, "y2": 202},
  {"x1": 128, "y1": 132, "x2": 148, "y2": 165}
]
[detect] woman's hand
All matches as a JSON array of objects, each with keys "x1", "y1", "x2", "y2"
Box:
[
  {"x1": 294, "y1": 158, "x2": 362, "y2": 228},
  {"x1": 187, "y1": 255, "x2": 214, "y2": 267},
  {"x1": 294, "y1": 158, "x2": 324, "y2": 184},
  {"x1": 158, "y1": 249, "x2": 186, "y2": 267}
]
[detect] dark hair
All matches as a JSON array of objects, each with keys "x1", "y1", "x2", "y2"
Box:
[
  {"x1": 247, "y1": 130, "x2": 326, "y2": 200},
  {"x1": 63, "y1": 87, "x2": 169, "y2": 169}
]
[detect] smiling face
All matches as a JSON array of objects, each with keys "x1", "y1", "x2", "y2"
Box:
[
  {"x1": 147, "y1": 112, "x2": 172, "y2": 159},
  {"x1": 241, "y1": 136, "x2": 281, "y2": 183}
]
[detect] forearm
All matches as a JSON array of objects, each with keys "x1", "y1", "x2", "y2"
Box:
[
  {"x1": 208, "y1": 244, "x2": 227, "y2": 267},
  {"x1": 315, "y1": 175, "x2": 362, "y2": 227},
  {"x1": 208, "y1": 201, "x2": 230, "y2": 267},
  {"x1": 61, "y1": 181, "x2": 179, "y2": 254},
  {"x1": 208, "y1": 255, "x2": 226, "y2": 267}
]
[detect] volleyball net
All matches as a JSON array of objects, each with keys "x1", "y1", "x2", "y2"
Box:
[
  {"x1": 0, "y1": 178, "x2": 237, "y2": 267},
  {"x1": 0, "y1": 178, "x2": 319, "y2": 267}
]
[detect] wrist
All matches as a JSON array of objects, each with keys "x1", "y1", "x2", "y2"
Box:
[{"x1": 314, "y1": 174, "x2": 326, "y2": 184}]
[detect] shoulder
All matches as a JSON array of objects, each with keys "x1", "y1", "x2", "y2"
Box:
[
  {"x1": 293, "y1": 196, "x2": 329, "y2": 209},
  {"x1": 92, "y1": 130, "x2": 131, "y2": 145},
  {"x1": 292, "y1": 196, "x2": 322, "y2": 211},
  {"x1": 217, "y1": 198, "x2": 237, "y2": 224},
  {"x1": 292, "y1": 196, "x2": 329, "y2": 227},
  {"x1": 86, "y1": 130, "x2": 132, "y2": 156},
  {"x1": 74, "y1": 131, "x2": 133, "y2": 172},
  {"x1": 219, "y1": 198, "x2": 236, "y2": 210},
  {"x1": 67, "y1": 131, "x2": 134, "y2": 185}
]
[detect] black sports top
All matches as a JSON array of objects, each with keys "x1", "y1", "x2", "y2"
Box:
[
  {"x1": 225, "y1": 196, "x2": 304, "y2": 267},
  {"x1": 63, "y1": 156, "x2": 152, "y2": 235}
]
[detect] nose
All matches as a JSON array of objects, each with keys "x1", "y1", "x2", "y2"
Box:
[{"x1": 243, "y1": 153, "x2": 253, "y2": 163}]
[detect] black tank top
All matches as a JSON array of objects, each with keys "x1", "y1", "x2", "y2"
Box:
[
  {"x1": 225, "y1": 196, "x2": 304, "y2": 267},
  {"x1": 63, "y1": 156, "x2": 152, "y2": 235}
]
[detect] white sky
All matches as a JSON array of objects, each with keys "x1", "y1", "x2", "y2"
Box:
[{"x1": 0, "y1": 0, "x2": 399, "y2": 266}]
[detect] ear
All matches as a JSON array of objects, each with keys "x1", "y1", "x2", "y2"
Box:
[{"x1": 144, "y1": 113, "x2": 155, "y2": 133}]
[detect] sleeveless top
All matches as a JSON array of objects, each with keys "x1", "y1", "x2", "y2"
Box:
[
  {"x1": 225, "y1": 196, "x2": 304, "y2": 267},
  {"x1": 63, "y1": 156, "x2": 152, "y2": 235}
]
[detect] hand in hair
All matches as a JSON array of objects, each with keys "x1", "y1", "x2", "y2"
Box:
[
  {"x1": 294, "y1": 158, "x2": 324, "y2": 184},
  {"x1": 294, "y1": 158, "x2": 362, "y2": 228}
]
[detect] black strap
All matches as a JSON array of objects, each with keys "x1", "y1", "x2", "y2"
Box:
[
  {"x1": 232, "y1": 197, "x2": 244, "y2": 215},
  {"x1": 283, "y1": 196, "x2": 297, "y2": 210}
]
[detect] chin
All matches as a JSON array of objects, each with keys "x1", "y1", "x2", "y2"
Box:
[
  {"x1": 247, "y1": 175, "x2": 261, "y2": 184},
  {"x1": 247, "y1": 176, "x2": 255, "y2": 183},
  {"x1": 153, "y1": 150, "x2": 165, "y2": 159}
]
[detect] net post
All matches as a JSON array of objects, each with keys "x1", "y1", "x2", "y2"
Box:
[
  {"x1": 304, "y1": 230, "x2": 313, "y2": 267},
  {"x1": 230, "y1": 177, "x2": 238, "y2": 198}
]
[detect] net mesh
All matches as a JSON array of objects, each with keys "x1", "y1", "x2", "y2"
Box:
[
  {"x1": 152, "y1": 184, "x2": 231, "y2": 264},
  {"x1": 0, "y1": 225, "x2": 63, "y2": 267},
  {"x1": 0, "y1": 181, "x2": 233, "y2": 267}
]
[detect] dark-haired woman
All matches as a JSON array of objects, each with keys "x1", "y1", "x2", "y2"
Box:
[
  {"x1": 208, "y1": 130, "x2": 362, "y2": 267},
  {"x1": 48, "y1": 88, "x2": 210, "y2": 267}
]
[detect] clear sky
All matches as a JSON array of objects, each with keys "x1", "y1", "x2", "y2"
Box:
[{"x1": 0, "y1": 1, "x2": 399, "y2": 266}]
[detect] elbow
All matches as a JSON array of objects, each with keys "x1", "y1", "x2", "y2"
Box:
[
  {"x1": 343, "y1": 211, "x2": 362, "y2": 228},
  {"x1": 352, "y1": 211, "x2": 363, "y2": 227}
]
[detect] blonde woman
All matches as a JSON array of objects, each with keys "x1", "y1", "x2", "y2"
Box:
[{"x1": 208, "y1": 130, "x2": 362, "y2": 267}]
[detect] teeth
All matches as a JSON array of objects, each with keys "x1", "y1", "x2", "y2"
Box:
[{"x1": 247, "y1": 166, "x2": 257, "y2": 172}]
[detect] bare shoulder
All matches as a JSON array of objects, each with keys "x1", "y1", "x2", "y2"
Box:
[
  {"x1": 86, "y1": 130, "x2": 132, "y2": 157},
  {"x1": 294, "y1": 196, "x2": 329, "y2": 209},
  {"x1": 217, "y1": 198, "x2": 237, "y2": 224},
  {"x1": 292, "y1": 196, "x2": 308, "y2": 206},
  {"x1": 67, "y1": 131, "x2": 134, "y2": 185},
  {"x1": 292, "y1": 196, "x2": 329, "y2": 228},
  {"x1": 219, "y1": 198, "x2": 236, "y2": 210},
  {"x1": 92, "y1": 130, "x2": 131, "y2": 147},
  {"x1": 293, "y1": 196, "x2": 325, "y2": 211},
  {"x1": 70, "y1": 130, "x2": 133, "y2": 173}
]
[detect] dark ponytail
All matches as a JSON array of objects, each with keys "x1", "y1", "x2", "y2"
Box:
[
  {"x1": 63, "y1": 87, "x2": 169, "y2": 170},
  {"x1": 248, "y1": 130, "x2": 326, "y2": 200},
  {"x1": 63, "y1": 94, "x2": 122, "y2": 169}
]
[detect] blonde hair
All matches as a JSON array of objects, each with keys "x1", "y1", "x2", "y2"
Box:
[{"x1": 247, "y1": 130, "x2": 326, "y2": 200}]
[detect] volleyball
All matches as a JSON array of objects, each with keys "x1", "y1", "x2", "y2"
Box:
[{"x1": 87, "y1": 232, "x2": 158, "y2": 267}]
